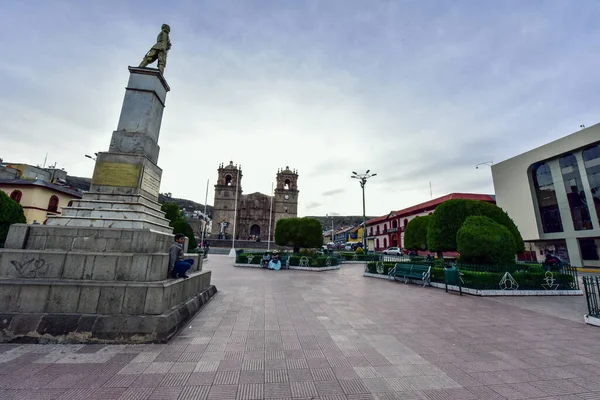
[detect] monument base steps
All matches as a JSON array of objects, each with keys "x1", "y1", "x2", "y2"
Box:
[{"x1": 0, "y1": 285, "x2": 217, "y2": 344}]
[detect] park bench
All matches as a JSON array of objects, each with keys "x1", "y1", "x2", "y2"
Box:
[{"x1": 388, "y1": 263, "x2": 431, "y2": 287}]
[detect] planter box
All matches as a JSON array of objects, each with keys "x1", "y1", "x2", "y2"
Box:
[
  {"x1": 233, "y1": 263, "x2": 339, "y2": 271},
  {"x1": 363, "y1": 273, "x2": 583, "y2": 296}
]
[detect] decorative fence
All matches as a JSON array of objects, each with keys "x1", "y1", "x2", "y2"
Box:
[
  {"x1": 365, "y1": 261, "x2": 580, "y2": 291},
  {"x1": 583, "y1": 276, "x2": 600, "y2": 318}
]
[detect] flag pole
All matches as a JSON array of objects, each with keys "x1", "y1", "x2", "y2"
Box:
[
  {"x1": 267, "y1": 182, "x2": 274, "y2": 251},
  {"x1": 200, "y1": 178, "x2": 209, "y2": 259}
]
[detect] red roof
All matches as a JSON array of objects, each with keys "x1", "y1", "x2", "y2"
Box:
[
  {"x1": 365, "y1": 193, "x2": 495, "y2": 226},
  {"x1": 394, "y1": 193, "x2": 495, "y2": 217}
]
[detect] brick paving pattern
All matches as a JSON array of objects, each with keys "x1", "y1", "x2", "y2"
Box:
[{"x1": 1, "y1": 254, "x2": 600, "y2": 399}]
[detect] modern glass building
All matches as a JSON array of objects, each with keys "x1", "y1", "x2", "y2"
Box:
[{"x1": 492, "y1": 125, "x2": 600, "y2": 268}]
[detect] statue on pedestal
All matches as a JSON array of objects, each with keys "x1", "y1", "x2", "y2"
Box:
[{"x1": 139, "y1": 24, "x2": 171, "y2": 74}]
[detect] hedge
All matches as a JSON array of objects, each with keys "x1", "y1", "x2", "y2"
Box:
[
  {"x1": 236, "y1": 253, "x2": 339, "y2": 267},
  {"x1": 338, "y1": 252, "x2": 380, "y2": 261},
  {"x1": 365, "y1": 263, "x2": 576, "y2": 290}
]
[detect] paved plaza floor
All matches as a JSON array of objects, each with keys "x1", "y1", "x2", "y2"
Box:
[{"x1": 1, "y1": 255, "x2": 600, "y2": 399}]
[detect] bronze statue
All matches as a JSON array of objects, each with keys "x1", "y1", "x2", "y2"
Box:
[{"x1": 139, "y1": 24, "x2": 171, "y2": 74}]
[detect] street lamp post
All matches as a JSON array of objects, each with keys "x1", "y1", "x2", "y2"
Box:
[{"x1": 351, "y1": 170, "x2": 377, "y2": 252}]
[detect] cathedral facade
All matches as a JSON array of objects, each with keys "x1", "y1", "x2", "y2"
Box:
[{"x1": 211, "y1": 161, "x2": 299, "y2": 241}]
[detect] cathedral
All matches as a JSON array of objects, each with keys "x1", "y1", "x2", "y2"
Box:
[{"x1": 211, "y1": 161, "x2": 299, "y2": 241}]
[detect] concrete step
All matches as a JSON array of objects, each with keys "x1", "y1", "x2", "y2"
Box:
[
  {"x1": 60, "y1": 207, "x2": 170, "y2": 226},
  {"x1": 47, "y1": 215, "x2": 172, "y2": 233}
]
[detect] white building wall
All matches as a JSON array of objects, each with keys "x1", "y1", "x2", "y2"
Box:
[{"x1": 491, "y1": 123, "x2": 600, "y2": 268}]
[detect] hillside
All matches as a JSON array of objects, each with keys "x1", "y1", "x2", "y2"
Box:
[
  {"x1": 65, "y1": 175, "x2": 213, "y2": 217},
  {"x1": 159, "y1": 194, "x2": 213, "y2": 217},
  {"x1": 307, "y1": 215, "x2": 374, "y2": 231}
]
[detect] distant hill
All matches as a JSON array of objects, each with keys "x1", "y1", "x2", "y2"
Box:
[
  {"x1": 306, "y1": 215, "x2": 375, "y2": 231},
  {"x1": 66, "y1": 175, "x2": 213, "y2": 217},
  {"x1": 159, "y1": 194, "x2": 213, "y2": 217}
]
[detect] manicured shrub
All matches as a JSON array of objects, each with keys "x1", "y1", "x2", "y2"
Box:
[
  {"x1": 427, "y1": 199, "x2": 524, "y2": 253},
  {"x1": 404, "y1": 215, "x2": 431, "y2": 251},
  {"x1": 355, "y1": 247, "x2": 364, "y2": 255},
  {"x1": 0, "y1": 190, "x2": 26, "y2": 246},
  {"x1": 456, "y1": 216, "x2": 517, "y2": 266},
  {"x1": 275, "y1": 217, "x2": 323, "y2": 252}
]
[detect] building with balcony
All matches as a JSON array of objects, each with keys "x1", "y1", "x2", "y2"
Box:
[
  {"x1": 492, "y1": 124, "x2": 600, "y2": 268},
  {"x1": 333, "y1": 226, "x2": 355, "y2": 244}
]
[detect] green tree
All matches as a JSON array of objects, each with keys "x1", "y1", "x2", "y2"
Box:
[
  {"x1": 427, "y1": 199, "x2": 524, "y2": 253},
  {"x1": 403, "y1": 215, "x2": 431, "y2": 251},
  {"x1": 457, "y1": 216, "x2": 517, "y2": 265},
  {"x1": 275, "y1": 217, "x2": 323, "y2": 253},
  {"x1": 160, "y1": 202, "x2": 183, "y2": 227},
  {"x1": 173, "y1": 221, "x2": 198, "y2": 250},
  {"x1": 0, "y1": 191, "x2": 26, "y2": 246}
]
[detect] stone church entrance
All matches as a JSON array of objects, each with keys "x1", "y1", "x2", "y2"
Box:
[{"x1": 250, "y1": 224, "x2": 261, "y2": 237}]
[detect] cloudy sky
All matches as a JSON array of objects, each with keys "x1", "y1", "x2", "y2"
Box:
[{"x1": 1, "y1": 0, "x2": 599, "y2": 217}]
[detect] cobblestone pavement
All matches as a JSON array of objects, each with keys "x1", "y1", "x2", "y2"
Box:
[{"x1": 1, "y1": 255, "x2": 600, "y2": 399}]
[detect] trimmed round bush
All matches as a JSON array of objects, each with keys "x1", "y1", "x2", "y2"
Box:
[
  {"x1": 404, "y1": 215, "x2": 430, "y2": 251},
  {"x1": 0, "y1": 190, "x2": 26, "y2": 246},
  {"x1": 355, "y1": 247, "x2": 364, "y2": 255},
  {"x1": 456, "y1": 215, "x2": 517, "y2": 266},
  {"x1": 427, "y1": 199, "x2": 524, "y2": 253}
]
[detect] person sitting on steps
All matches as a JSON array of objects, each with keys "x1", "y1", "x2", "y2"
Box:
[{"x1": 169, "y1": 233, "x2": 193, "y2": 279}]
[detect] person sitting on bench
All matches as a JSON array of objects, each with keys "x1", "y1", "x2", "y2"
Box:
[
  {"x1": 268, "y1": 250, "x2": 282, "y2": 270},
  {"x1": 262, "y1": 252, "x2": 271, "y2": 268}
]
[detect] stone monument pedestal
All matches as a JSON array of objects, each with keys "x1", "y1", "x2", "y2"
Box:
[{"x1": 0, "y1": 67, "x2": 216, "y2": 343}]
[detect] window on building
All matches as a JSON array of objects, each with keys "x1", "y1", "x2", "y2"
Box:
[
  {"x1": 392, "y1": 220, "x2": 398, "y2": 228},
  {"x1": 225, "y1": 174, "x2": 232, "y2": 186},
  {"x1": 583, "y1": 144, "x2": 600, "y2": 227},
  {"x1": 384, "y1": 224, "x2": 388, "y2": 232},
  {"x1": 580, "y1": 238, "x2": 599, "y2": 261},
  {"x1": 532, "y1": 162, "x2": 563, "y2": 233},
  {"x1": 376, "y1": 226, "x2": 380, "y2": 235},
  {"x1": 376, "y1": 238, "x2": 380, "y2": 249},
  {"x1": 284, "y1": 179, "x2": 291, "y2": 190},
  {"x1": 10, "y1": 190, "x2": 22, "y2": 203},
  {"x1": 369, "y1": 228, "x2": 373, "y2": 236},
  {"x1": 383, "y1": 238, "x2": 387, "y2": 248},
  {"x1": 404, "y1": 218, "x2": 408, "y2": 227},
  {"x1": 560, "y1": 154, "x2": 592, "y2": 230},
  {"x1": 48, "y1": 195, "x2": 59, "y2": 213}
]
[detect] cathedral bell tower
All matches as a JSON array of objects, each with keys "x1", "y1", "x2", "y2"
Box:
[
  {"x1": 212, "y1": 161, "x2": 242, "y2": 239},
  {"x1": 273, "y1": 166, "x2": 299, "y2": 229}
]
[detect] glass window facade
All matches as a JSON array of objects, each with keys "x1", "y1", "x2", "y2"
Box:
[
  {"x1": 580, "y1": 238, "x2": 599, "y2": 261},
  {"x1": 559, "y1": 154, "x2": 593, "y2": 230},
  {"x1": 532, "y1": 163, "x2": 563, "y2": 233},
  {"x1": 583, "y1": 144, "x2": 600, "y2": 227}
]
